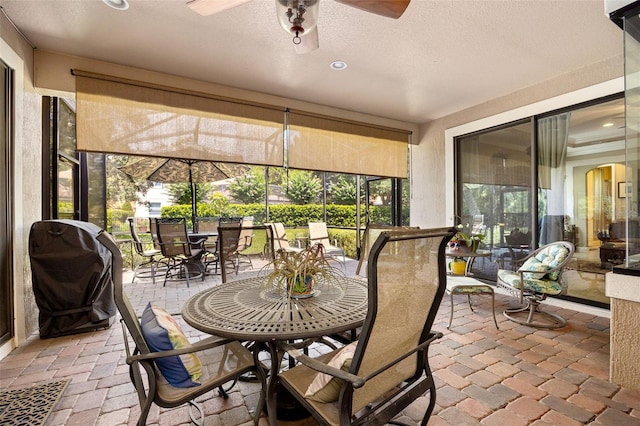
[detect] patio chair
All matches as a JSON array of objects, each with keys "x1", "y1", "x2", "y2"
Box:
[
  {"x1": 195, "y1": 216, "x2": 220, "y2": 270},
  {"x1": 270, "y1": 227, "x2": 454, "y2": 426},
  {"x1": 219, "y1": 216, "x2": 243, "y2": 224},
  {"x1": 308, "y1": 222, "x2": 346, "y2": 263},
  {"x1": 149, "y1": 218, "x2": 161, "y2": 251},
  {"x1": 235, "y1": 216, "x2": 254, "y2": 269},
  {"x1": 96, "y1": 231, "x2": 265, "y2": 426},
  {"x1": 496, "y1": 241, "x2": 575, "y2": 329},
  {"x1": 355, "y1": 224, "x2": 419, "y2": 277},
  {"x1": 128, "y1": 217, "x2": 165, "y2": 285},
  {"x1": 217, "y1": 222, "x2": 243, "y2": 283},
  {"x1": 265, "y1": 222, "x2": 303, "y2": 260},
  {"x1": 155, "y1": 218, "x2": 205, "y2": 287},
  {"x1": 470, "y1": 214, "x2": 486, "y2": 235}
]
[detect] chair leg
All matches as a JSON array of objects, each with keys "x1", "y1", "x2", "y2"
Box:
[
  {"x1": 420, "y1": 378, "x2": 438, "y2": 426},
  {"x1": 187, "y1": 400, "x2": 205, "y2": 426},
  {"x1": 490, "y1": 290, "x2": 499, "y2": 330},
  {"x1": 467, "y1": 294, "x2": 475, "y2": 312},
  {"x1": 447, "y1": 290, "x2": 454, "y2": 330},
  {"x1": 133, "y1": 362, "x2": 156, "y2": 426},
  {"x1": 503, "y1": 298, "x2": 566, "y2": 329}
]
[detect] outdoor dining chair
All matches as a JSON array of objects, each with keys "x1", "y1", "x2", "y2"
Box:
[
  {"x1": 271, "y1": 227, "x2": 454, "y2": 426},
  {"x1": 149, "y1": 218, "x2": 161, "y2": 251},
  {"x1": 308, "y1": 222, "x2": 346, "y2": 263},
  {"x1": 216, "y1": 222, "x2": 243, "y2": 283},
  {"x1": 265, "y1": 222, "x2": 303, "y2": 260},
  {"x1": 235, "y1": 216, "x2": 254, "y2": 269},
  {"x1": 155, "y1": 218, "x2": 205, "y2": 287},
  {"x1": 128, "y1": 217, "x2": 165, "y2": 285},
  {"x1": 96, "y1": 231, "x2": 265, "y2": 426},
  {"x1": 355, "y1": 223, "x2": 419, "y2": 277},
  {"x1": 194, "y1": 216, "x2": 220, "y2": 270}
]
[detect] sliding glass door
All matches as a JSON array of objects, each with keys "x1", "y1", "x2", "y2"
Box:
[{"x1": 456, "y1": 95, "x2": 624, "y2": 307}]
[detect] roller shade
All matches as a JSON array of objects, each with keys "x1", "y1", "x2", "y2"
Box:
[
  {"x1": 74, "y1": 70, "x2": 284, "y2": 166},
  {"x1": 287, "y1": 110, "x2": 410, "y2": 178}
]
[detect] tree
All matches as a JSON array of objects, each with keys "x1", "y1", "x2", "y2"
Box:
[
  {"x1": 166, "y1": 182, "x2": 212, "y2": 205},
  {"x1": 287, "y1": 170, "x2": 322, "y2": 204},
  {"x1": 229, "y1": 168, "x2": 266, "y2": 204},
  {"x1": 330, "y1": 176, "x2": 357, "y2": 204},
  {"x1": 208, "y1": 192, "x2": 231, "y2": 216},
  {"x1": 107, "y1": 154, "x2": 152, "y2": 209}
]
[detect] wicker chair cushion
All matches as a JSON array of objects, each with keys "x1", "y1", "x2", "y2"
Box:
[
  {"x1": 518, "y1": 257, "x2": 549, "y2": 279},
  {"x1": 140, "y1": 303, "x2": 202, "y2": 388},
  {"x1": 518, "y1": 245, "x2": 569, "y2": 281},
  {"x1": 497, "y1": 270, "x2": 563, "y2": 295},
  {"x1": 305, "y1": 341, "x2": 357, "y2": 402}
]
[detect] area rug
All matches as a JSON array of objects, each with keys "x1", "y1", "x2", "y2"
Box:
[{"x1": 0, "y1": 379, "x2": 69, "y2": 426}]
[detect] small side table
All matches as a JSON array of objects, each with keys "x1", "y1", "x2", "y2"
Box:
[
  {"x1": 446, "y1": 276, "x2": 499, "y2": 330},
  {"x1": 445, "y1": 249, "x2": 492, "y2": 276}
]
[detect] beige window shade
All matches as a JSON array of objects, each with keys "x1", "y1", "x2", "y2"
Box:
[
  {"x1": 287, "y1": 110, "x2": 410, "y2": 178},
  {"x1": 74, "y1": 70, "x2": 284, "y2": 166}
]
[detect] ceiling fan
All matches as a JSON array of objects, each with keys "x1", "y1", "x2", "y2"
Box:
[{"x1": 186, "y1": 0, "x2": 410, "y2": 54}]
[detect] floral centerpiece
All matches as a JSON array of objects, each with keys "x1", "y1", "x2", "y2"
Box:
[{"x1": 261, "y1": 243, "x2": 344, "y2": 298}]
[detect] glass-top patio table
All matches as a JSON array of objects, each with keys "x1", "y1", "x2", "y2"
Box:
[{"x1": 181, "y1": 275, "x2": 368, "y2": 425}]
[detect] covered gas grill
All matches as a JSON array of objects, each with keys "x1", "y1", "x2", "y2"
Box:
[{"x1": 29, "y1": 219, "x2": 116, "y2": 338}]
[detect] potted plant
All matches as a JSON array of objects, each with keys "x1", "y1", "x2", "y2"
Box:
[
  {"x1": 448, "y1": 224, "x2": 484, "y2": 253},
  {"x1": 261, "y1": 243, "x2": 344, "y2": 298},
  {"x1": 448, "y1": 257, "x2": 467, "y2": 275}
]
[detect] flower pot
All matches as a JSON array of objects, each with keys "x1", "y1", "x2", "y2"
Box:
[
  {"x1": 448, "y1": 260, "x2": 467, "y2": 275},
  {"x1": 287, "y1": 275, "x2": 315, "y2": 298}
]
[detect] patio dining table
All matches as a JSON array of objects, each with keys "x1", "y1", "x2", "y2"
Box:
[{"x1": 181, "y1": 275, "x2": 369, "y2": 424}]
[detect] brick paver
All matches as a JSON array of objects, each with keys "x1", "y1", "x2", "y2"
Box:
[{"x1": 2, "y1": 259, "x2": 636, "y2": 426}]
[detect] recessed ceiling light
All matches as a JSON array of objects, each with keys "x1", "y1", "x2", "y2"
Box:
[
  {"x1": 602, "y1": 122, "x2": 614, "y2": 127},
  {"x1": 102, "y1": 0, "x2": 129, "y2": 10},
  {"x1": 330, "y1": 60, "x2": 348, "y2": 71}
]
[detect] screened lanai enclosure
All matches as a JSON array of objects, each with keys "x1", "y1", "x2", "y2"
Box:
[{"x1": 44, "y1": 71, "x2": 412, "y2": 264}]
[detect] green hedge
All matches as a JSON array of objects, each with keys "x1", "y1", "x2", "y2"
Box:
[
  {"x1": 159, "y1": 203, "x2": 408, "y2": 258},
  {"x1": 161, "y1": 203, "x2": 408, "y2": 228}
]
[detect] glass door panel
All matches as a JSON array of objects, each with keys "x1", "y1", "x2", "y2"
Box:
[
  {"x1": 457, "y1": 120, "x2": 533, "y2": 280},
  {"x1": 539, "y1": 97, "x2": 624, "y2": 307}
]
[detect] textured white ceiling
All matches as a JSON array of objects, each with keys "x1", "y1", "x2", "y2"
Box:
[{"x1": 0, "y1": 0, "x2": 624, "y2": 123}]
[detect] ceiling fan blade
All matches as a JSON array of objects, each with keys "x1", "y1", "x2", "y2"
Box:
[
  {"x1": 186, "y1": 0, "x2": 251, "y2": 16},
  {"x1": 294, "y1": 27, "x2": 319, "y2": 54},
  {"x1": 335, "y1": 0, "x2": 410, "y2": 19}
]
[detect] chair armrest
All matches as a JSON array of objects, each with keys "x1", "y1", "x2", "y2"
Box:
[
  {"x1": 278, "y1": 331, "x2": 443, "y2": 389},
  {"x1": 188, "y1": 237, "x2": 207, "y2": 249},
  {"x1": 279, "y1": 343, "x2": 366, "y2": 388},
  {"x1": 127, "y1": 335, "x2": 231, "y2": 364}
]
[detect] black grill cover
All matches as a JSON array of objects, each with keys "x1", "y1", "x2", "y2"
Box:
[{"x1": 29, "y1": 220, "x2": 116, "y2": 338}]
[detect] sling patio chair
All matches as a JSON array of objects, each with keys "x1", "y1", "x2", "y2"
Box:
[
  {"x1": 270, "y1": 227, "x2": 454, "y2": 426},
  {"x1": 216, "y1": 221, "x2": 243, "y2": 283},
  {"x1": 128, "y1": 217, "x2": 165, "y2": 285},
  {"x1": 194, "y1": 216, "x2": 220, "y2": 271},
  {"x1": 308, "y1": 222, "x2": 346, "y2": 264},
  {"x1": 235, "y1": 216, "x2": 254, "y2": 269},
  {"x1": 96, "y1": 230, "x2": 266, "y2": 426},
  {"x1": 355, "y1": 223, "x2": 419, "y2": 277},
  {"x1": 496, "y1": 240, "x2": 575, "y2": 329},
  {"x1": 155, "y1": 218, "x2": 205, "y2": 287},
  {"x1": 265, "y1": 222, "x2": 303, "y2": 260}
]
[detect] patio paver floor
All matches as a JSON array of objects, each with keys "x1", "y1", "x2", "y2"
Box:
[{"x1": 1, "y1": 255, "x2": 639, "y2": 425}]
